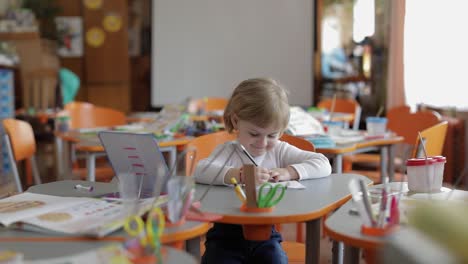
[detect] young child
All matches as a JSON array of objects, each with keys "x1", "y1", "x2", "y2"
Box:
[{"x1": 194, "y1": 78, "x2": 332, "y2": 264}]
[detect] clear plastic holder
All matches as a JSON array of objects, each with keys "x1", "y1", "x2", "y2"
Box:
[{"x1": 166, "y1": 176, "x2": 194, "y2": 225}]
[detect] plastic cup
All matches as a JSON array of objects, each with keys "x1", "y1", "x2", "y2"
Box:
[
  {"x1": 366, "y1": 117, "x2": 387, "y2": 136},
  {"x1": 322, "y1": 121, "x2": 344, "y2": 136},
  {"x1": 432, "y1": 155, "x2": 446, "y2": 190},
  {"x1": 406, "y1": 157, "x2": 439, "y2": 192}
]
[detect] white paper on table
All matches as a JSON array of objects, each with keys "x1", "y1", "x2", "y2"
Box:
[{"x1": 258, "y1": 181, "x2": 306, "y2": 189}]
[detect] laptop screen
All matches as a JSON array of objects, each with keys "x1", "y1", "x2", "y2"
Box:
[{"x1": 98, "y1": 131, "x2": 169, "y2": 199}]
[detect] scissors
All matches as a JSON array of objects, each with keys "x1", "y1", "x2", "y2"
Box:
[
  {"x1": 123, "y1": 207, "x2": 165, "y2": 248},
  {"x1": 257, "y1": 183, "x2": 286, "y2": 208}
]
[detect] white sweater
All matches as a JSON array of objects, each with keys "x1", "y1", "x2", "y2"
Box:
[{"x1": 194, "y1": 141, "x2": 332, "y2": 185}]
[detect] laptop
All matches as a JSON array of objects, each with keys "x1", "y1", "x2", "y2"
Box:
[{"x1": 98, "y1": 131, "x2": 170, "y2": 199}]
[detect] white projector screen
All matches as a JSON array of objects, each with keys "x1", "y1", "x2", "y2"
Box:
[{"x1": 151, "y1": 0, "x2": 314, "y2": 107}]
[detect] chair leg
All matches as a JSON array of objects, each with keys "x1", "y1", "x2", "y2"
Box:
[
  {"x1": 296, "y1": 222, "x2": 304, "y2": 243},
  {"x1": 4, "y1": 135, "x2": 23, "y2": 192}
]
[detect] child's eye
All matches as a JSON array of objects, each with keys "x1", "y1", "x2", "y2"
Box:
[
  {"x1": 268, "y1": 134, "x2": 278, "y2": 138},
  {"x1": 249, "y1": 132, "x2": 259, "y2": 137}
]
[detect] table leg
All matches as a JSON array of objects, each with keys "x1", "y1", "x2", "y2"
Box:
[
  {"x1": 185, "y1": 237, "x2": 201, "y2": 259},
  {"x1": 305, "y1": 218, "x2": 321, "y2": 264},
  {"x1": 333, "y1": 154, "x2": 343, "y2": 174},
  {"x1": 55, "y1": 137, "x2": 64, "y2": 180},
  {"x1": 388, "y1": 145, "x2": 395, "y2": 181},
  {"x1": 343, "y1": 245, "x2": 360, "y2": 264},
  {"x1": 59, "y1": 140, "x2": 73, "y2": 180},
  {"x1": 332, "y1": 240, "x2": 344, "y2": 264},
  {"x1": 86, "y1": 153, "x2": 96, "y2": 182},
  {"x1": 379, "y1": 147, "x2": 388, "y2": 182}
]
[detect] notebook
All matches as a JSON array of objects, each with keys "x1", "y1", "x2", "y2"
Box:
[{"x1": 98, "y1": 131, "x2": 170, "y2": 199}]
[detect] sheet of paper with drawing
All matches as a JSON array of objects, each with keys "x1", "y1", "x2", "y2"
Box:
[{"x1": 98, "y1": 131, "x2": 170, "y2": 199}]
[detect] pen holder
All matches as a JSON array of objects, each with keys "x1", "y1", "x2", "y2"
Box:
[
  {"x1": 240, "y1": 204, "x2": 274, "y2": 241},
  {"x1": 242, "y1": 224, "x2": 273, "y2": 241},
  {"x1": 239, "y1": 203, "x2": 274, "y2": 213},
  {"x1": 360, "y1": 224, "x2": 398, "y2": 237}
]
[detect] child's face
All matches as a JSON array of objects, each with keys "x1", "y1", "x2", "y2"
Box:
[{"x1": 235, "y1": 120, "x2": 281, "y2": 157}]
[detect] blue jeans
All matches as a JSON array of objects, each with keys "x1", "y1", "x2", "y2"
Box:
[{"x1": 201, "y1": 223, "x2": 288, "y2": 264}]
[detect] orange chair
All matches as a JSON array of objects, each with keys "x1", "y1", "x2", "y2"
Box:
[
  {"x1": 185, "y1": 131, "x2": 314, "y2": 263},
  {"x1": 187, "y1": 97, "x2": 228, "y2": 114},
  {"x1": 343, "y1": 106, "x2": 442, "y2": 182},
  {"x1": 64, "y1": 101, "x2": 127, "y2": 129},
  {"x1": 2, "y1": 119, "x2": 41, "y2": 192},
  {"x1": 185, "y1": 131, "x2": 236, "y2": 176},
  {"x1": 413, "y1": 121, "x2": 448, "y2": 158},
  {"x1": 317, "y1": 97, "x2": 362, "y2": 130},
  {"x1": 61, "y1": 102, "x2": 127, "y2": 181}
]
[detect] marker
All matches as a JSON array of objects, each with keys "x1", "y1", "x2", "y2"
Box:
[
  {"x1": 230, "y1": 177, "x2": 247, "y2": 203},
  {"x1": 359, "y1": 179, "x2": 376, "y2": 227},
  {"x1": 74, "y1": 184, "x2": 94, "y2": 192},
  {"x1": 238, "y1": 144, "x2": 258, "y2": 166}
]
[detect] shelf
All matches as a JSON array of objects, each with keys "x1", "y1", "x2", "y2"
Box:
[{"x1": 0, "y1": 32, "x2": 39, "y2": 40}]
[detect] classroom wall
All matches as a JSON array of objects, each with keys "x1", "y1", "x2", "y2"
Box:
[{"x1": 151, "y1": 0, "x2": 315, "y2": 107}]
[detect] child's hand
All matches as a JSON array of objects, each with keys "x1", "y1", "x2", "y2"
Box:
[
  {"x1": 255, "y1": 167, "x2": 272, "y2": 185},
  {"x1": 269, "y1": 168, "x2": 289, "y2": 182},
  {"x1": 269, "y1": 166, "x2": 299, "y2": 182}
]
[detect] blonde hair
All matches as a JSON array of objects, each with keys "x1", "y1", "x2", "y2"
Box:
[{"x1": 224, "y1": 78, "x2": 290, "y2": 133}]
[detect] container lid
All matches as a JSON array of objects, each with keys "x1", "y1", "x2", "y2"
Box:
[
  {"x1": 406, "y1": 157, "x2": 436, "y2": 166},
  {"x1": 366, "y1": 117, "x2": 388, "y2": 123},
  {"x1": 431, "y1": 156, "x2": 447, "y2": 163},
  {"x1": 322, "y1": 120, "x2": 344, "y2": 126}
]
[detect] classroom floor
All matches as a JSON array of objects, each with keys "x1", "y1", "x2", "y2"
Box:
[{"x1": 279, "y1": 223, "x2": 367, "y2": 264}]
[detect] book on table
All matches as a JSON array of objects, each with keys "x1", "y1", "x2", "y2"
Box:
[{"x1": 0, "y1": 192, "x2": 165, "y2": 237}]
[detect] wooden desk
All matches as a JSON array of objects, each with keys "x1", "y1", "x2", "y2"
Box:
[
  {"x1": 195, "y1": 173, "x2": 372, "y2": 264},
  {"x1": 316, "y1": 135, "x2": 404, "y2": 181},
  {"x1": 324, "y1": 182, "x2": 468, "y2": 264},
  {"x1": 0, "y1": 241, "x2": 197, "y2": 263},
  {"x1": 14, "y1": 180, "x2": 210, "y2": 258},
  {"x1": 55, "y1": 130, "x2": 192, "y2": 181}
]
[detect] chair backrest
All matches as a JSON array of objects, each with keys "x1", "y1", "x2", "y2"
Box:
[
  {"x1": 64, "y1": 101, "x2": 127, "y2": 129},
  {"x1": 2, "y1": 118, "x2": 36, "y2": 161},
  {"x1": 279, "y1": 133, "x2": 315, "y2": 152},
  {"x1": 23, "y1": 68, "x2": 58, "y2": 111},
  {"x1": 387, "y1": 105, "x2": 441, "y2": 145},
  {"x1": 317, "y1": 98, "x2": 361, "y2": 130},
  {"x1": 185, "y1": 131, "x2": 237, "y2": 176},
  {"x1": 413, "y1": 121, "x2": 448, "y2": 158},
  {"x1": 185, "y1": 132, "x2": 315, "y2": 176},
  {"x1": 187, "y1": 97, "x2": 228, "y2": 114},
  {"x1": 204, "y1": 97, "x2": 228, "y2": 112}
]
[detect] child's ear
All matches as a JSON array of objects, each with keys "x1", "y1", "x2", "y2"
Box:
[{"x1": 231, "y1": 115, "x2": 239, "y2": 130}]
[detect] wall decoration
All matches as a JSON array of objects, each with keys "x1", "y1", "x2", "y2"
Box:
[
  {"x1": 86, "y1": 27, "x2": 105, "y2": 47},
  {"x1": 83, "y1": 0, "x2": 103, "y2": 10},
  {"x1": 55, "y1": 16, "x2": 83, "y2": 57},
  {"x1": 103, "y1": 13, "x2": 122, "y2": 33}
]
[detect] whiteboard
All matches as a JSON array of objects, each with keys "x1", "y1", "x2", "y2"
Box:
[{"x1": 151, "y1": 0, "x2": 314, "y2": 107}]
